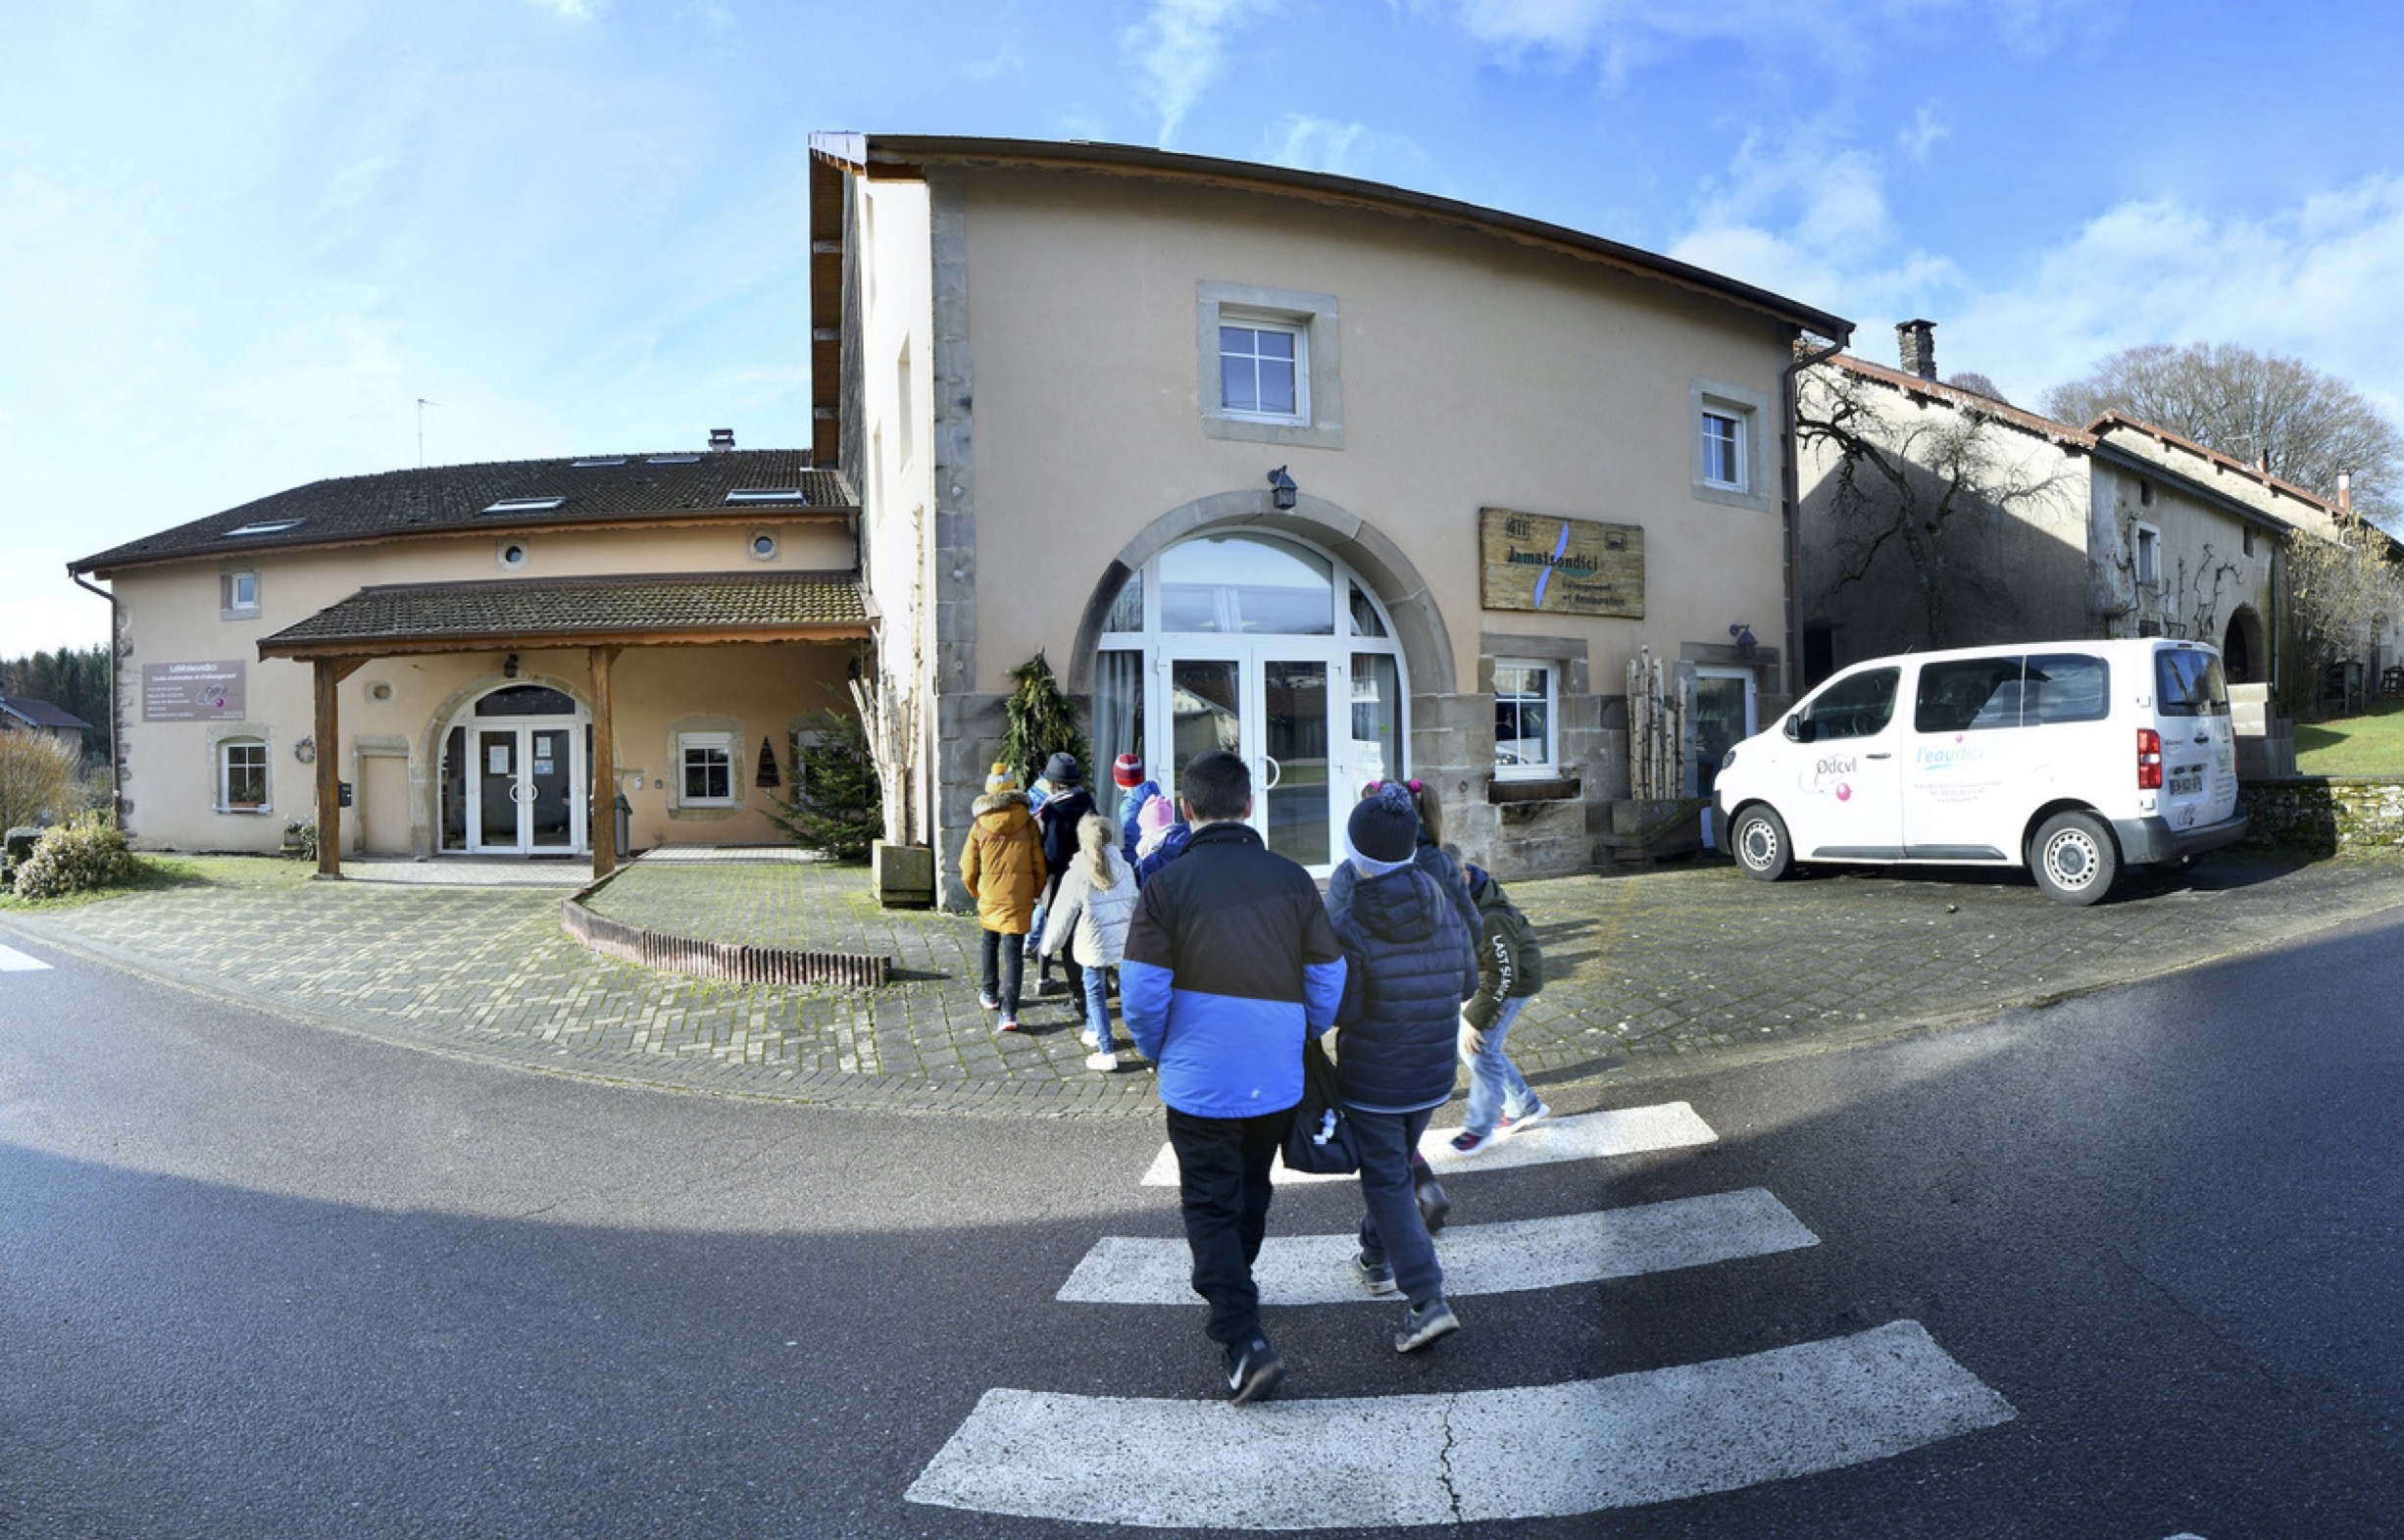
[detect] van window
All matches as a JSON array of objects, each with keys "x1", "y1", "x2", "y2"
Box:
[
  {"x1": 1916, "y1": 658, "x2": 2025, "y2": 732},
  {"x1": 2025, "y1": 654, "x2": 2110, "y2": 724},
  {"x1": 1801, "y1": 667, "x2": 1899, "y2": 740},
  {"x1": 2157, "y1": 649, "x2": 2230, "y2": 718}
]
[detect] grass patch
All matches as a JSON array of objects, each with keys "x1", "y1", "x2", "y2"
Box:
[
  {"x1": 0, "y1": 852, "x2": 314, "y2": 911},
  {"x1": 2294, "y1": 700, "x2": 2404, "y2": 776}
]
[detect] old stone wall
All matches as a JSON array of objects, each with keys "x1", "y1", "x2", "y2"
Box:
[{"x1": 2239, "y1": 777, "x2": 2404, "y2": 857}]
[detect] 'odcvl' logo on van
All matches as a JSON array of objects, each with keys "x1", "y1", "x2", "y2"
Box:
[{"x1": 1806, "y1": 756, "x2": 1858, "y2": 797}]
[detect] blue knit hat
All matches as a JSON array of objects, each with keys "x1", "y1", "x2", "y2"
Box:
[{"x1": 1346, "y1": 781, "x2": 1420, "y2": 869}]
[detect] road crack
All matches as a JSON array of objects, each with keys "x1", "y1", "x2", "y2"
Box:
[{"x1": 1436, "y1": 1395, "x2": 1465, "y2": 1523}]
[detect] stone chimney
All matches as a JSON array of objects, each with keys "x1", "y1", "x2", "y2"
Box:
[
  {"x1": 1896, "y1": 320, "x2": 1937, "y2": 380},
  {"x1": 2339, "y1": 472, "x2": 2353, "y2": 513},
  {"x1": 709, "y1": 427, "x2": 735, "y2": 450}
]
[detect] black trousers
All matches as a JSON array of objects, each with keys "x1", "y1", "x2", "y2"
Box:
[{"x1": 1165, "y1": 1105, "x2": 1292, "y2": 1347}]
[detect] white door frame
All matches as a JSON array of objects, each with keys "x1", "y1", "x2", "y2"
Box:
[{"x1": 456, "y1": 712, "x2": 589, "y2": 856}]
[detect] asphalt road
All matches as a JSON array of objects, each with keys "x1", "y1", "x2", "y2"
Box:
[{"x1": 3, "y1": 914, "x2": 2399, "y2": 1538}]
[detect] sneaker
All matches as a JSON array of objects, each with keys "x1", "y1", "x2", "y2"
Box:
[
  {"x1": 998, "y1": 1017, "x2": 1022, "y2": 1033},
  {"x1": 1079, "y1": 1026, "x2": 1100, "y2": 1050},
  {"x1": 1351, "y1": 1251, "x2": 1397, "y2": 1296},
  {"x1": 1502, "y1": 1101, "x2": 1551, "y2": 1134},
  {"x1": 1449, "y1": 1129, "x2": 1497, "y2": 1157},
  {"x1": 1224, "y1": 1336, "x2": 1285, "y2": 1406},
  {"x1": 1084, "y1": 1051, "x2": 1119, "y2": 1072},
  {"x1": 978, "y1": 993, "x2": 1000, "y2": 1012},
  {"x1": 1394, "y1": 1297, "x2": 1461, "y2": 1354},
  {"x1": 1414, "y1": 1172, "x2": 1451, "y2": 1234}
]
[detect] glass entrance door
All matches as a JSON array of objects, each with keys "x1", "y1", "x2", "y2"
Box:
[
  {"x1": 468, "y1": 721, "x2": 584, "y2": 854},
  {"x1": 1160, "y1": 648, "x2": 1345, "y2": 874}
]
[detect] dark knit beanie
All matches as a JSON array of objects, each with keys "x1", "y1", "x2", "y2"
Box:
[
  {"x1": 1044, "y1": 751, "x2": 1081, "y2": 787},
  {"x1": 1113, "y1": 752, "x2": 1144, "y2": 788},
  {"x1": 1347, "y1": 782, "x2": 1420, "y2": 865}
]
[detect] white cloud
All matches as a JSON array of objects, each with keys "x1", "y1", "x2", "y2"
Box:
[
  {"x1": 1259, "y1": 115, "x2": 1432, "y2": 186},
  {"x1": 528, "y1": 0, "x2": 602, "y2": 20},
  {"x1": 1896, "y1": 105, "x2": 1948, "y2": 164},
  {"x1": 1120, "y1": 0, "x2": 1277, "y2": 146},
  {"x1": 1951, "y1": 175, "x2": 2404, "y2": 418}
]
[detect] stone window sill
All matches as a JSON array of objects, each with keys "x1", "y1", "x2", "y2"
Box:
[{"x1": 1486, "y1": 775, "x2": 1580, "y2": 806}]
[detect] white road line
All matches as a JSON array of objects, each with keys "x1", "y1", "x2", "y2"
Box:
[
  {"x1": 1060, "y1": 1188, "x2": 1817, "y2": 1306},
  {"x1": 1138, "y1": 1102, "x2": 1718, "y2": 1187},
  {"x1": 0, "y1": 942, "x2": 53, "y2": 972},
  {"x1": 906, "y1": 1320, "x2": 2016, "y2": 1529}
]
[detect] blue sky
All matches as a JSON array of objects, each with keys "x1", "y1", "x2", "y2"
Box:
[{"x1": 5, "y1": 0, "x2": 2401, "y2": 657}]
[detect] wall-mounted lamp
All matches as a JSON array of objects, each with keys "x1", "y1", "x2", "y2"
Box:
[
  {"x1": 1728, "y1": 623, "x2": 1757, "y2": 658},
  {"x1": 503, "y1": 653, "x2": 520, "y2": 678},
  {"x1": 1268, "y1": 466, "x2": 1297, "y2": 511}
]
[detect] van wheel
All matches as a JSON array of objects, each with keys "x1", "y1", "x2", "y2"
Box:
[
  {"x1": 2031, "y1": 812, "x2": 2118, "y2": 906},
  {"x1": 1730, "y1": 806, "x2": 1793, "y2": 882}
]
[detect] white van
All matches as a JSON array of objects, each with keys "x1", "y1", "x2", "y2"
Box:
[{"x1": 1712, "y1": 638, "x2": 2246, "y2": 905}]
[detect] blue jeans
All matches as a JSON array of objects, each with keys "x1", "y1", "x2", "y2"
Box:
[
  {"x1": 1462, "y1": 996, "x2": 1539, "y2": 1139},
  {"x1": 1350, "y1": 1105, "x2": 1444, "y2": 1309},
  {"x1": 1082, "y1": 965, "x2": 1120, "y2": 1052}
]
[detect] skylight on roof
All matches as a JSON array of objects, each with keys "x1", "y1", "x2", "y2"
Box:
[
  {"x1": 572, "y1": 457, "x2": 627, "y2": 469},
  {"x1": 225, "y1": 518, "x2": 306, "y2": 537},
  {"x1": 646, "y1": 454, "x2": 703, "y2": 465},
  {"x1": 726, "y1": 488, "x2": 807, "y2": 504},
  {"x1": 481, "y1": 496, "x2": 567, "y2": 515}
]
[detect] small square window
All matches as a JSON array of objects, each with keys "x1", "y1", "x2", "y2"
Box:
[
  {"x1": 222, "y1": 569, "x2": 261, "y2": 619},
  {"x1": 2135, "y1": 523, "x2": 2162, "y2": 586},
  {"x1": 1701, "y1": 412, "x2": 1745, "y2": 490},
  {"x1": 1690, "y1": 378, "x2": 1770, "y2": 509},
  {"x1": 678, "y1": 732, "x2": 736, "y2": 806},
  {"x1": 220, "y1": 739, "x2": 269, "y2": 812},
  {"x1": 1220, "y1": 323, "x2": 1302, "y2": 422},
  {"x1": 1492, "y1": 660, "x2": 1558, "y2": 779},
  {"x1": 1196, "y1": 282, "x2": 1341, "y2": 450}
]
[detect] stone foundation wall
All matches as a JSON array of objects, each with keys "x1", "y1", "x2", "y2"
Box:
[{"x1": 2239, "y1": 777, "x2": 2404, "y2": 857}]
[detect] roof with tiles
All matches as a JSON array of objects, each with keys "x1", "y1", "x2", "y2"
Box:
[
  {"x1": 72, "y1": 450, "x2": 852, "y2": 575},
  {"x1": 0, "y1": 696, "x2": 94, "y2": 732},
  {"x1": 257, "y1": 571, "x2": 872, "y2": 657}
]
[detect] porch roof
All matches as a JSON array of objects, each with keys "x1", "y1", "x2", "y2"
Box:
[{"x1": 256, "y1": 571, "x2": 875, "y2": 661}]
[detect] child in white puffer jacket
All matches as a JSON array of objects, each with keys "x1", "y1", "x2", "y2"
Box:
[{"x1": 1041, "y1": 812, "x2": 1141, "y2": 1071}]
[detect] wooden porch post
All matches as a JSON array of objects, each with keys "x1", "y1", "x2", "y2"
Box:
[
  {"x1": 590, "y1": 645, "x2": 621, "y2": 881},
  {"x1": 313, "y1": 658, "x2": 348, "y2": 877}
]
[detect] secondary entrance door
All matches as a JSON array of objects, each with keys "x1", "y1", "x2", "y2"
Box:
[{"x1": 471, "y1": 723, "x2": 581, "y2": 853}]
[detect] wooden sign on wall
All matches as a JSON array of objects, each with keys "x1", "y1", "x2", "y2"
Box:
[{"x1": 1478, "y1": 508, "x2": 1644, "y2": 619}]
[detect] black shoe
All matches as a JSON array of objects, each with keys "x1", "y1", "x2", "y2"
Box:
[
  {"x1": 1415, "y1": 1171, "x2": 1450, "y2": 1233},
  {"x1": 1394, "y1": 1297, "x2": 1461, "y2": 1354},
  {"x1": 1223, "y1": 1335, "x2": 1285, "y2": 1406}
]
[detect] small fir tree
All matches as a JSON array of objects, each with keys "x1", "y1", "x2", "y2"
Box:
[
  {"x1": 1000, "y1": 651, "x2": 1089, "y2": 787},
  {"x1": 763, "y1": 708, "x2": 883, "y2": 862}
]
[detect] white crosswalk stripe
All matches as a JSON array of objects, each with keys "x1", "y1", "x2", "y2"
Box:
[
  {"x1": 907, "y1": 1321, "x2": 2015, "y2": 1528},
  {"x1": 1137, "y1": 1102, "x2": 1717, "y2": 1186},
  {"x1": 0, "y1": 942, "x2": 53, "y2": 971},
  {"x1": 913, "y1": 1098, "x2": 2015, "y2": 1528},
  {"x1": 1060, "y1": 1188, "x2": 1817, "y2": 1306}
]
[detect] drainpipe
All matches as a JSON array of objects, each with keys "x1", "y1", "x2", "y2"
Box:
[
  {"x1": 1779, "y1": 323, "x2": 1854, "y2": 700},
  {"x1": 69, "y1": 568, "x2": 123, "y2": 825}
]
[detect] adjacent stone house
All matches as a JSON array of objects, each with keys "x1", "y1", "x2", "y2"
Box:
[
  {"x1": 67, "y1": 450, "x2": 870, "y2": 874},
  {"x1": 808, "y1": 134, "x2": 1850, "y2": 902}
]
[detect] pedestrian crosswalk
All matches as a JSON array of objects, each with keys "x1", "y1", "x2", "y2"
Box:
[
  {"x1": 910, "y1": 1101, "x2": 2015, "y2": 1529},
  {"x1": 0, "y1": 941, "x2": 53, "y2": 971}
]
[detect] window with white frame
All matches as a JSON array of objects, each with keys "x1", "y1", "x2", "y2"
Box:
[
  {"x1": 2134, "y1": 522, "x2": 2162, "y2": 587},
  {"x1": 221, "y1": 568, "x2": 260, "y2": 620},
  {"x1": 1195, "y1": 281, "x2": 1341, "y2": 450},
  {"x1": 1689, "y1": 377, "x2": 1771, "y2": 510},
  {"x1": 677, "y1": 731, "x2": 737, "y2": 807},
  {"x1": 1492, "y1": 660, "x2": 1558, "y2": 778},
  {"x1": 1219, "y1": 319, "x2": 1304, "y2": 422},
  {"x1": 219, "y1": 739, "x2": 269, "y2": 812}
]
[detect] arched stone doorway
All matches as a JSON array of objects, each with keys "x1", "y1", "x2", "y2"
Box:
[
  {"x1": 1072, "y1": 502, "x2": 1423, "y2": 869},
  {"x1": 2223, "y1": 606, "x2": 2266, "y2": 683},
  {"x1": 433, "y1": 681, "x2": 593, "y2": 855}
]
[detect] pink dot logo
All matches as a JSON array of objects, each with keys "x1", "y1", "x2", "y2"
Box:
[{"x1": 1835, "y1": 782, "x2": 1853, "y2": 802}]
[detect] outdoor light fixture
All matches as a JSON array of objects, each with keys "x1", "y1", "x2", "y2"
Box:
[
  {"x1": 1728, "y1": 623, "x2": 1757, "y2": 658},
  {"x1": 503, "y1": 653, "x2": 520, "y2": 678},
  {"x1": 1268, "y1": 466, "x2": 1297, "y2": 510}
]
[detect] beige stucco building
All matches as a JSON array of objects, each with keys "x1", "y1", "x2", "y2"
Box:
[
  {"x1": 810, "y1": 134, "x2": 1850, "y2": 904},
  {"x1": 69, "y1": 452, "x2": 869, "y2": 871}
]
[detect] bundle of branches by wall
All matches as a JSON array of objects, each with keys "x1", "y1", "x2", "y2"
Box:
[
  {"x1": 1001, "y1": 651, "x2": 1090, "y2": 786},
  {"x1": 765, "y1": 695, "x2": 883, "y2": 862},
  {"x1": 1626, "y1": 646, "x2": 1689, "y2": 802},
  {"x1": 850, "y1": 671, "x2": 920, "y2": 847}
]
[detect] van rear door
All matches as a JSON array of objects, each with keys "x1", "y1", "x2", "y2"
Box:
[{"x1": 2153, "y1": 646, "x2": 2238, "y2": 829}]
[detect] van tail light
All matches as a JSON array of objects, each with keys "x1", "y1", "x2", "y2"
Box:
[{"x1": 2137, "y1": 727, "x2": 2163, "y2": 790}]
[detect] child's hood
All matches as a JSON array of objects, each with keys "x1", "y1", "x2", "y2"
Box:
[
  {"x1": 1345, "y1": 864, "x2": 1448, "y2": 944},
  {"x1": 973, "y1": 791, "x2": 1033, "y2": 830}
]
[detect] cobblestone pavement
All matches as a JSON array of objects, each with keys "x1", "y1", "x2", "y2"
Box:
[{"x1": 9, "y1": 849, "x2": 2404, "y2": 1118}]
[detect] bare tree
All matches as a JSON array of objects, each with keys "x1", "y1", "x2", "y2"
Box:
[
  {"x1": 2283, "y1": 521, "x2": 2404, "y2": 710},
  {"x1": 1799, "y1": 367, "x2": 2078, "y2": 649},
  {"x1": 0, "y1": 731, "x2": 81, "y2": 833},
  {"x1": 2042, "y1": 342, "x2": 2403, "y2": 527}
]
